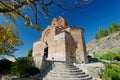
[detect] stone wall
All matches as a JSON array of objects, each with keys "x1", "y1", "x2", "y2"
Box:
[
  {"x1": 47, "y1": 32, "x2": 66, "y2": 61},
  {"x1": 65, "y1": 31, "x2": 76, "y2": 63},
  {"x1": 74, "y1": 63, "x2": 105, "y2": 78},
  {"x1": 70, "y1": 27, "x2": 88, "y2": 63},
  {"x1": 33, "y1": 56, "x2": 43, "y2": 69},
  {"x1": 33, "y1": 56, "x2": 53, "y2": 71},
  {"x1": 32, "y1": 41, "x2": 43, "y2": 57}
]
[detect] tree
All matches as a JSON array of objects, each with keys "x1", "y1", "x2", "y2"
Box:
[
  {"x1": 95, "y1": 23, "x2": 120, "y2": 39},
  {"x1": 95, "y1": 28, "x2": 108, "y2": 39},
  {"x1": 0, "y1": 23, "x2": 22, "y2": 56},
  {"x1": 28, "y1": 48, "x2": 32, "y2": 57},
  {"x1": 0, "y1": 0, "x2": 92, "y2": 31},
  {"x1": 108, "y1": 23, "x2": 120, "y2": 34},
  {"x1": 0, "y1": 0, "x2": 91, "y2": 56}
]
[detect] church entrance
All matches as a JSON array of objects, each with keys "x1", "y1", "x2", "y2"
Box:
[
  {"x1": 44, "y1": 42, "x2": 48, "y2": 58},
  {"x1": 44, "y1": 47, "x2": 48, "y2": 58}
]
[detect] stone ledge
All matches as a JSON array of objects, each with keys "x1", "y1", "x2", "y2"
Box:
[{"x1": 74, "y1": 62, "x2": 104, "y2": 80}]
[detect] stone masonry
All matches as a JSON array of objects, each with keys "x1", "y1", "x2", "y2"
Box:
[{"x1": 32, "y1": 16, "x2": 88, "y2": 64}]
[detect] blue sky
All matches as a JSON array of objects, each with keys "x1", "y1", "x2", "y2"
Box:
[{"x1": 1, "y1": 0, "x2": 120, "y2": 57}]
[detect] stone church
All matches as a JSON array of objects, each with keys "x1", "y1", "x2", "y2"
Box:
[{"x1": 32, "y1": 16, "x2": 88, "y2": 63}]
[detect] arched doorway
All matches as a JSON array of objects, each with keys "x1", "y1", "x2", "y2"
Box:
[
  {"x1": 44, "y1": 47, "x2": 48, "y2": 58},
  {"x1": 44, "y1": 42, "x2": 48, "y2": 58}
]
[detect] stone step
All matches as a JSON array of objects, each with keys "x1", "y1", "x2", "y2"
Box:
[
  {"x1": 48, "y1": 71, "x2": 85, "y2": 75},
  {"x1": 43, "y1": 76, "x2": 93, "y2": 80},
  {"x1": 53, "y1": 68, "x2": 80, "y2": 71},
  {"x1": 42, "y1": 62, "x2": 93, "y2": 80},
  {"x1": 51, "y1": 69, "x2": 82, "y2": 72},
  {"x1": 53, "y1": 65, "x2": 75, "y2": 68},
  {"x1": 54, "y1": 66, "x2": 79, "y2": 69},
  {"x1": 46, "y1": 74, "x2": 89, "y2": 78},
  {"x1": 53, "y1": 62, "x2": 66, "y2": 64},
  {"x1": 53, "y1": 63, "x2": 74, "y2": 66}
]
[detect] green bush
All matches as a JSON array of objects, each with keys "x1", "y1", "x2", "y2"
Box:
[
  {"x1": 102, "y1": 63, "x2": 120, "y2": 80},
  {"x1": 10, "y1": 58, "x2": 39, "y2": 77},
  {"x1": 28, "y1": 48, "x2": 32, "y2": 57},
  {"x1": 106, "y1": 68, "x2": 117, "y2": 79},
  {"x1": 99, "y1": 50, "x2": 120, "y2": 61},
  {"x1": 93, "y1": 54, "x2": 100, "y2": 58},
  {"x1": 70, "y1": 53, "x2": 77, "y2": 62},
  {"x1": 100, "y1": 51, "x2": 120, "y2": 80}
]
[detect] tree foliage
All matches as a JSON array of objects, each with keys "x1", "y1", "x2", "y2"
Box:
[
  {"x1": 95, "y1": 29, "x2": 108, "y2": 39},
  {"x1": 108, "y1": 23, "x2": 120, "y2": 34},
  {"x1": 95, "y1": 23, "x2": 120, "y2": 39},
  {"x1": 102, "y1": 62, "x2": 120, "y2": 80},
  {"x1": 99, "y1": 50, "x2": 120, "y2": 61},
  {"x1": 96, "y1": 50, "x2": 120, "y2": 80},
  {"x1": 28, "y1": 48, "x2": 32, "y2": 57},
  {"x1": 0, "y1": 0, "x2": 92, "y2": 31},
  {"x1": 0, "y1": 0, "x2": 91, "y2": 56},
  {"x1": 0, "y1": 23, "x2": 22, "y2": 56}
]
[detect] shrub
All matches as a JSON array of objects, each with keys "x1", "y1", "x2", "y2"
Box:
[
  {"x1": 70, "y1": 53, "x2": 77, "y2": 61},
  {"x1": 99, "y1": 50, "x2": 120, "y2": 61},
  {"x1": 93, "y1": 54, "x2": 100, "y2": 58},
  {"x1": 0, "y1": 58, "x2": 13, "y2": 74},
  {"x1": 106, "y1": 68, "x2": 117, "y2": 79},
  {"x1": 102, "y1": 63, "x2": 120, "y2": 80},
  {"x1": 10, "y1": 57, "x2": 39, "y2": 77},
  {"x1": 28, "y1": 48, "x2": 32, "y2": 57},
  {"x1": 100, "y1": 50, "x2": 120, "y2": 80},
  {"x1": 114, "y1": 55, "x2": 120, "y2": 61},
  {"x1": 27, "y1": 66, "x2": 40, "y2": 76}
]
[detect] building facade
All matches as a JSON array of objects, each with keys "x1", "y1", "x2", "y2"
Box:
[{"x1": 32, "y1": 17, "x2": 88, "y2": 63}]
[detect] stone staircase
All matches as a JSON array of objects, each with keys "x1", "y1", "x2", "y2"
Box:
[{"x1": 43, "y1": 62, "x2": 93, "y2": 80}]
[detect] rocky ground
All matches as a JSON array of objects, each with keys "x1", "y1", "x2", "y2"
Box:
[{"x1": 87, "y1": 31, "x2": 120, "y2": 56}]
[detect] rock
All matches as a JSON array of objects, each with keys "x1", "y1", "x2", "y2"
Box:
[
  {"x1": 87, "y1": 31, "x2": 120, "y2": 56},
  {"x1": 1, "y1": 75, "x2": 12, "y2": 80}
]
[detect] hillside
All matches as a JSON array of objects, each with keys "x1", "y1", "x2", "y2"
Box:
[{"x1": 87, "y1": 31, "x2": 120, "y2": 56}]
